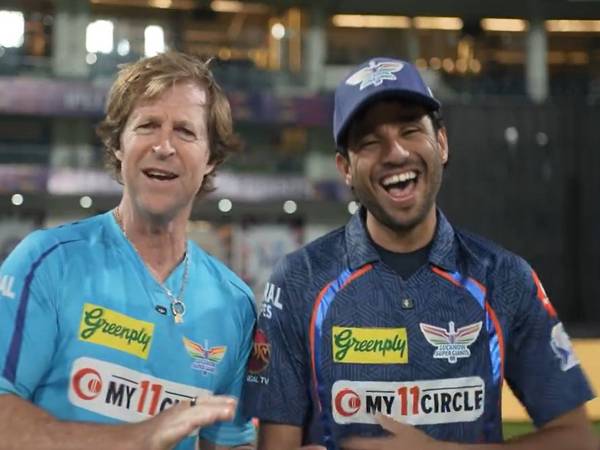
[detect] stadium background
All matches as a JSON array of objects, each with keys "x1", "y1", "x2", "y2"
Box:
[{"x1": 0, "y1": 0, "x2": 598, "y2": 437}]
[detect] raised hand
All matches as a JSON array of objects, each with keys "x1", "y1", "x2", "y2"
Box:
[{"x1": 139, "y1": 395, "x2": 237, "y2": 450}]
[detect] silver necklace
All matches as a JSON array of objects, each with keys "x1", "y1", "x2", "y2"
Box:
[{"x1": 114, "y1": 208, "x2": 189, "y2": 324}]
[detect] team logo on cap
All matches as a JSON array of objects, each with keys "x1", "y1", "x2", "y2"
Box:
[
  {"x1": 420, "y1": 321, "x2": 482, "y2": 363},
  {"x1": 346, "y1": 60, "x2": 404, "y2": 91}
]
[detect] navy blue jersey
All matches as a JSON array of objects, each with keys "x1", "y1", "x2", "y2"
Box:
[{"x1": 243, "y1": 210, "x2": 594, "y2": 448}]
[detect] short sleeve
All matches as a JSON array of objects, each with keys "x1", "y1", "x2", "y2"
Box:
[
  {"x1": 504, "y1": 261, "x2": 595, "y2": 427},
  {"x1": 200, "y1": 290, "x2": 257, "y2": 446},
  {"x1": 242, "y1": 256, "x2": 311, "y2": 426},
  {"x1": 0, "y1": 231, "x2": 62, "y2": 399}
]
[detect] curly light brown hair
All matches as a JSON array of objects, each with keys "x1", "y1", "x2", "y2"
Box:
[{"x1": 96, "y1": 51, "x2": 241, "y2": 195}]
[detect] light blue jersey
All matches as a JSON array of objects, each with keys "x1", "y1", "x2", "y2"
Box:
[{"x1": 0, "y1": 211, "x2": 256, "y2": 448}]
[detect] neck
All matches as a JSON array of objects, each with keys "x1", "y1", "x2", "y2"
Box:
[
  {"x1": 366, "y1": 207, "x2": 437, "y2": 253},
  {"x1": 115, "y1": 202, "x2": 188, "y2": 282}
]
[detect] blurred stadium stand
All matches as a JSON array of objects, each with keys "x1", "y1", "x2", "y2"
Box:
[{"x1": 0, "y1": 0, "x2": 599, "y2": 335}]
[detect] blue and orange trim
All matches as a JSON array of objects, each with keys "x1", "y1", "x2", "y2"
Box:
[
  {"x1": 431, "y1": 266, "x2": 505, "y2": 386},
  {"x1": 531, "y1": 269, "x2": 557, "y2": 318},
  {"x1": 308, "y1": 263, "x2": 373, "y2": 447}
]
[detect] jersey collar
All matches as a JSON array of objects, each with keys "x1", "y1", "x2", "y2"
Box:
[
  {"x1": 344, "y1": 207, "x2": 458, "y2": 273},
  {"x1": 428, "y1": 210, "x2": 458, "y2": 273}
]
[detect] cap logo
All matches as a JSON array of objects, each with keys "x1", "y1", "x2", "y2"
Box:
[{"x1": 345, "y1": 60, "x2": 404, "y2": 91}]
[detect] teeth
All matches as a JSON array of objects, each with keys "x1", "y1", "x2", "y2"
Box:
[
  {"x1": 382, "y1": 171, "x2": 417, "y2": 186},
  {"x1": 145, "y1": 169, "x2": 176, "y2": 177}
]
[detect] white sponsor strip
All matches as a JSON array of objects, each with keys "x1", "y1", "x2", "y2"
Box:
[
  {"x1": 332, "y1": 377, "x2": 485, "y2": 425},
  {"x1": 69, "y1": 357, "x2": 211, "y2": 422}
]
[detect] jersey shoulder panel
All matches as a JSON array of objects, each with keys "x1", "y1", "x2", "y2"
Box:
[
  {"x1": 38, "y1": 213, "x2": 108, "y2": 243},
  {"x1": 275, "y1": 225, "x2": 348, "y2": 297},
  {"x1": 453, "y1": 227, "x2": 534, "y2": 316},
  {"x1": 3, "y1": 213, "x2": 109, "y2": 278},
  {"x1": 189, "y1": 242, "x2": 255, "y2": 317}
]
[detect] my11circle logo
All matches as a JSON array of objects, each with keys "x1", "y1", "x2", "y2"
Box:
[
  {"x1": 332, "y1": 377, "x2": 485, "y2": 425},
  {"x1": 72, "y1": 367, "x2": 102, "y2": 400},
  {"x1": 69, "y1": 357, "x2": 211, "y2": 422}
]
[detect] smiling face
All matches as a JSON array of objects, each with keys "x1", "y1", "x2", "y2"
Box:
[
  {"x1": 116, "y1": 81, "x2": 214, "y2": 221},
  {"x1": 336, "y1": 100, "x2": 448, "y2": 245}
]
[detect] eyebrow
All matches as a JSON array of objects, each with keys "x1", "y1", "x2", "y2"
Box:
[
  {"x1": 173, "y1": 119, "x2": 196, "y2": 128},
  {"x1": 354, "y1": 112, "x2": 425, "y2": 135},
  {"x1": 394, "y1": 111, "x2": 426, "y2": 123},
  {"x1": 131, "y1": 114, "x2": 198, "y2": 128}
]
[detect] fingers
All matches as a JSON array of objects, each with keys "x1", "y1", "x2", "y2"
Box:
[
  {"x1": 146, "y1": 395, "x2": 237, "y2": 450},
  {"x1": 375, "y1": 413, "x2": 403, "y2": 433},
  {"x1": 185, "y1": 395, "x2": 237, "y2": 428},
  {"x1": 340, "y1": 436, "x2": 394, "y2": 450},
  {"x1": 188, "y1": 395, "x2": 237, "y2": 411}
]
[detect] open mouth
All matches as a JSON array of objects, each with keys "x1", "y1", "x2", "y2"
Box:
[
  {"x1": 381, "y1": 170, "x2": 419, "y2": 198},
  {"x1": 143, "y1": 168, "x2": 178, "y2": 181}
]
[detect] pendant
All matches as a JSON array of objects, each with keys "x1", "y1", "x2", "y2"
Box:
[{"x1": 171, "y1": 300, "x2": 186, "y2": 324}]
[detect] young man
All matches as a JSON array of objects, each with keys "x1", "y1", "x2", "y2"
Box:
[
  {"x1": 0, "y1": 52, "x2": 255, "y2": 450},
  {"x1": 244, "y1": 57, "x2": 596, "y2": 450}
]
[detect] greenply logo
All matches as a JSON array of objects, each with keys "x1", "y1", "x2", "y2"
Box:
[
  {"x1": 332, "y1": 326, "x2": 408, "y2": 364},
  {"x1": 79, "y1": 303, "x2": 154, "y2": 359}
]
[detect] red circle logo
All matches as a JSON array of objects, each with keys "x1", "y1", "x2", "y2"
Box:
[
  {"x1": 335, "y1": 388, "x2": 361, "y2": 417},
  {"x1": 72, "y1": 368, "x2": 103, "y2": 400},
  {"x1": 248, "y1": 329, "x2": 271, "y2": 374}
]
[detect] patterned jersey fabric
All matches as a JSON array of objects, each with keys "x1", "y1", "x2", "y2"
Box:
[{"x1": 244, "y1": 209, "x2": 594, "y2": 449}]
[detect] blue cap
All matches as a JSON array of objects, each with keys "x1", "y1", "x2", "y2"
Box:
[{"x1": 333, "y1": 57, "x2": 441, "y2": 149}]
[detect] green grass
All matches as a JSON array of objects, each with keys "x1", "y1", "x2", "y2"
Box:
[{"x1": 503, "y1": 421, "x2": 600, "y2": 439}]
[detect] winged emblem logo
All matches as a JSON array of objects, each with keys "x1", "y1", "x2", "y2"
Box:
[
  {"x1": 420, "y1": 321, "x2": 482, "y2": 363},
  {"x1": 345, "y1": 60, "x2": 405, "y2": 90},
  {"x1": 182, "y1": 336, "x2": 227, "y2": 375}
]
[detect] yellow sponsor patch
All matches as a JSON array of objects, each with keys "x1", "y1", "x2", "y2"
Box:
[
  {"x1": 332, "y1": 326, "x2": 408, "y2": 364},
  {"x1": 79, "y1": 303, "x2": 154, "y2": 359}
]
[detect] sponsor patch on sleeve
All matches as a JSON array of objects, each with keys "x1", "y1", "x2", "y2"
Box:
[
  {"x1": 0, "y1": 274, "x2": 16, "y2": 299},
  {"x1": 260, "y1": 282, "x2": 283, "y2": 319},
  {"x1": 550, "y1": 322, "x2": 579, "y2": 371},
  {"x1": 246, "y1": 329, "x2": 270, "y2": 385}
]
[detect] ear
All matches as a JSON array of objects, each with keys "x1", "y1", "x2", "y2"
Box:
[
  {"x1": 204, "y1": 162, "x2": 216, "y2": 178},
  {"x1": 335, "y1": 152, "x2": 353, "y2": 186},
  {"x1": 436, "y1": 127, "x2": 449, "y2": 164},
  {"x1": 115, "y1": 149, "x2": 123, "y2": 161}
]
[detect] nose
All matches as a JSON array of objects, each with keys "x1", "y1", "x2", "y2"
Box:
[
  {"x1": 390, "y1": 139, "x2": 410, "y2": 156},
  {"x1": 378, "y1": 125, "x2": 410, "y2": 161},
  {"x1": 151, "y1": 133, "x2": 175, "y2": 158},
  {"x1": 383, "y1": 137, "x2": 410, "y2": 162}
]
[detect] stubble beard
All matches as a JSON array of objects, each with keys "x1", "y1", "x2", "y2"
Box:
[{"x1": 354, "y1": 167, "x2": 443, "y2": 234}]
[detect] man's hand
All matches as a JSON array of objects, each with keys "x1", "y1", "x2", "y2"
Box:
[
  {"x1": 341, "y1": 406, "x2": 597, "y2": 450},
  {"x1": 140, "y1": 395, "x2": 237, "y2": 450},
  {"x1": 341, "y1": 414, "x2": 438, "y2": 450}
]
